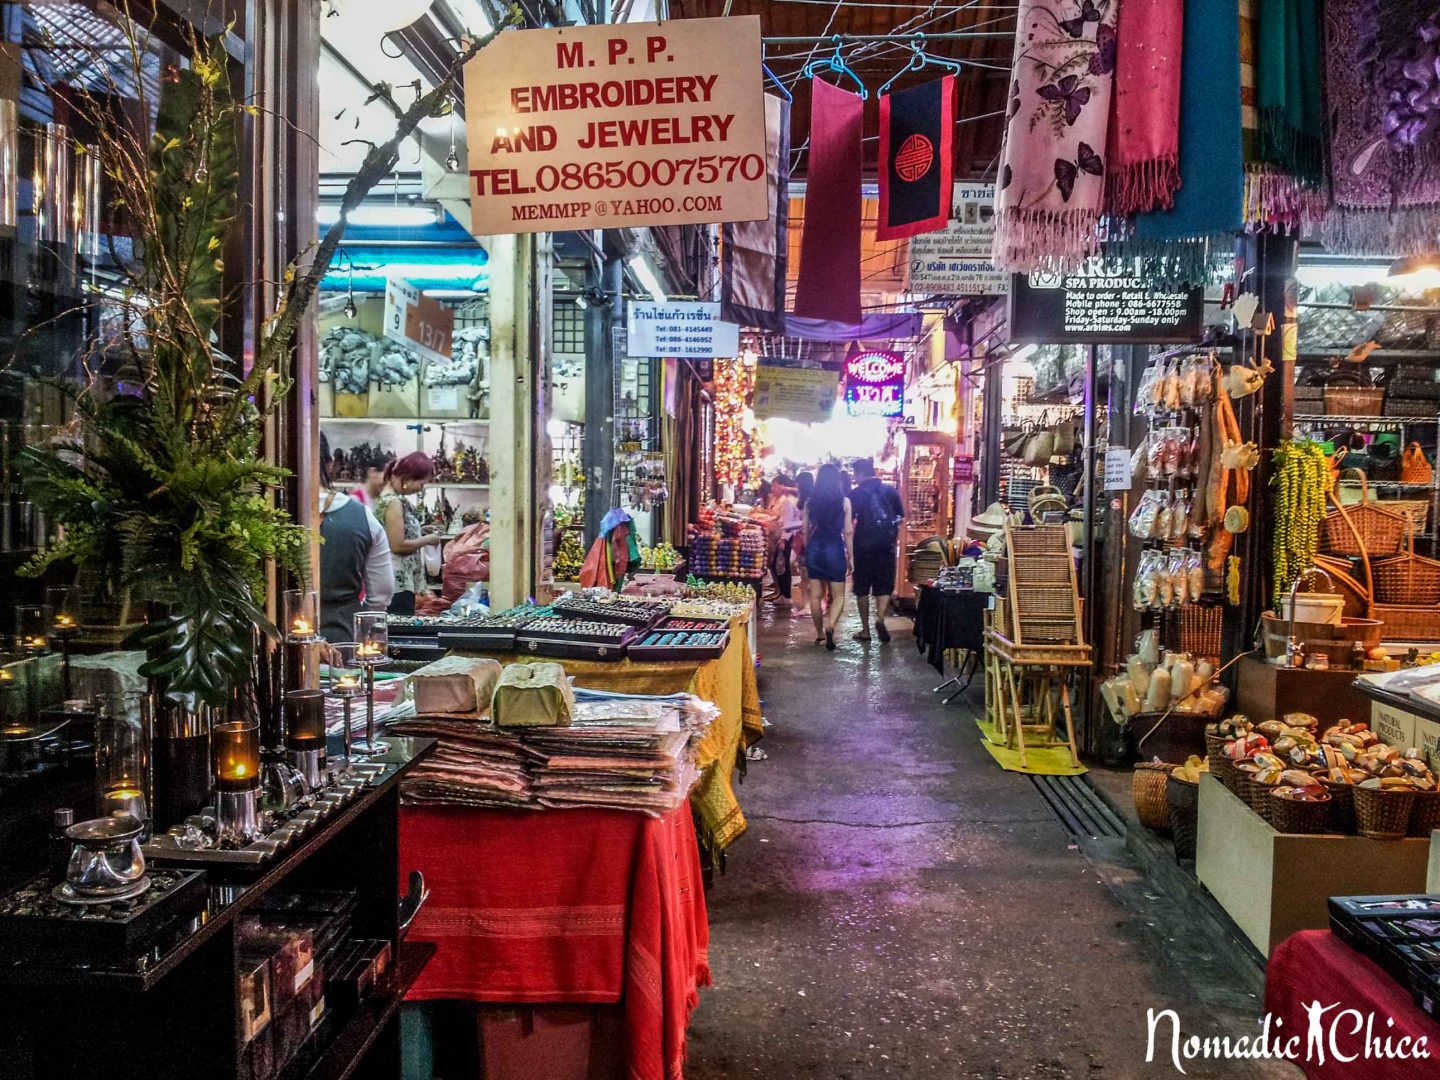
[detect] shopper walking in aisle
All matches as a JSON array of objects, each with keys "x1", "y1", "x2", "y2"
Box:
[
  {"x1": 318, "y1": 435, "x2": 394, "y2": 642},
  {"x1": 849, "y1": 457, "x2": 905, "y2": 643},
  {"x1": 792, "y1": 470, "x2": 815, "y2": 615},
  {"x1": 803, "y1": 463, "x2": 852, "y2": 651},
  {"x1": 768, "y1": 475, "x2": 803, "y2": 606},
  {"x1": 375, "y1": 451, "x2": 445, "y2": 616}
]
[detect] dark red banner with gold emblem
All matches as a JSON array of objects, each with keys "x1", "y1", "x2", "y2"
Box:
[{"x1": 877, "y1": 76, "x2": 955, "y2": 241}]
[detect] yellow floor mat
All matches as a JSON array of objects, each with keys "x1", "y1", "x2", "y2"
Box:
[{"x1": 976, "y1": 719, "x2": 1088, "y2": 776}]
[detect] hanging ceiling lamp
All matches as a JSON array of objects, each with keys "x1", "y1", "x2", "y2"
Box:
[{"x1": 1388, "y1": 254, "x2": 1440, "y2": 291}]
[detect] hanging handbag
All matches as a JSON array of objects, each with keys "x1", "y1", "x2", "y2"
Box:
[
  {"x1": 1401, "y1": 442, "x2": 1434, "y2": 485},
  {"x1": 1002, "y1": 421, "x2": 1033, "y2": 458},
  {"x1": 1051, "y1": 415, "x2": 1079, "y2": 458}
]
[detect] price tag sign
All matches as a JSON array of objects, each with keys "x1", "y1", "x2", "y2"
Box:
[
  {"x1": 384, "y1": 275, "x2": 454, "y2": 364},
  {"x1": 1104, "y1": 446, "x2": 1132, "y2": 491}
]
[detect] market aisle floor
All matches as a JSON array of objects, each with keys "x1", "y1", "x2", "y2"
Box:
[{"x1": 684, "y1": 605, "x2": 1291, "y2": 1080}]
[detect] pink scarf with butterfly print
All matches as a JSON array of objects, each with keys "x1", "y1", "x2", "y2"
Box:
[{"x1": 992, "y1": 0, "x2": 1119, "y2": 273}]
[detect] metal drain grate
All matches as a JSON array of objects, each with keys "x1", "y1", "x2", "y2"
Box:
[{"x1": 1029, "y1": 775, "x2": 1126, "y2": 839}]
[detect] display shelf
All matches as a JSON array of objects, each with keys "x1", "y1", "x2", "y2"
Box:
[
  {"x1": 1293, "y1": 414, "x2": 1438, "y2": 426},
  {"x1": 0, "y1": 741, "x2": 432, "y2": 991},
  {"x1": 431, "y1": 482, "x2": 489, "y2": 490},
  {"x1": 291, "y1": 941, "x2": 436, "y2": 1080},
  {"x1": 320, "y1": 416, "x2": 488, "y2": 426},
  {"x1": 1299, "y1": 349, "x2": 1440, "y2": 362}
]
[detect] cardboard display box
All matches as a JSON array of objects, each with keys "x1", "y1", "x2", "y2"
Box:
[{"x1": 1196, "y1": 775, "x2": 1430, "y2": 956}]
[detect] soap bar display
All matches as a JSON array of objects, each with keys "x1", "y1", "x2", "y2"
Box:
[
  {"x1": 627, "y1": 616, "x2": 731, "y2": 661},
  {"x1": 411, "y1": 655, "x2": 503, "y2": 715}
]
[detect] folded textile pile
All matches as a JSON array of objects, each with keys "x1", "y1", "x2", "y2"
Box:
[
  {"x1": 388, "y1": 717, "x2": 534, "y2": 809},
  {"x1": 390, "y1": 687, "x2": 718, "y2": 816}
]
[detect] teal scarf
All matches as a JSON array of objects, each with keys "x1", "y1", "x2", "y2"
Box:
[{"x1": 1255, "y1": 0, "x2": 1325, "y2": 183}]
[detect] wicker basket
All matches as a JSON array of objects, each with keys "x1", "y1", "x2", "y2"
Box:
[
  {"x1": 1205, "y1": 734, "x2": 1228, "y2": 774},
  {"x1": 1239, "y1": 773, "x2": 1276, "y2": 823},
  {"x1": 1270, "y1": 789, "x2": 1333, "y2": 834},
  {"x1": 1381, "y1": 499, "x2": 1430, "y2": 536},
  {"x1": 1373, "y1": 550, "x2": 1440, "y2": 605},
  {"x1": 1408, "y1": 789, "x2": 1440, "y2": 838},
  {"x1": 1321, "y1": 779, "x2": 1357, "y2": 834},
  {"x1": 1167, "y1": 775, "x2": 1200, "y2": 859},
  {"x1": 1133, "y1": 763, "x2": 1176, "y2": 831},
  {"x1": 1367, "y1": 603, "x2": 1440, "y2": 641},
  {"x1": 1320, "y1": 496, "x2": 1407, "y2": 559},
  {"x1": 1179, "y1": 605, "x2": 1223, "y2": 664},
  {"x1": 1353, "y1": 785, "x2": 1417, "y2": 839},
  {"x1": 1325, "y1": 385, "x2": 1385, "y2": 416}
]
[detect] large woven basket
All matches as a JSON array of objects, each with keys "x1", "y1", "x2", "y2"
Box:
[
  {"x1": 1320, "y1": 496, "x2": 1407, "y2": 559},
  {"x1": 1367, "y1": 603, "x2": 1440, "y2": 642},
  {"x1": 1239, "y1": 773, "x2": 1276, "y2": 823},
  {"x1": 1321, "y1": 779, "x2": 1357, "y2": 834},
  {"x1": 1408, "y1": 789, "x2": 1440, "y2": 838},
  {"x1": 1270, "y1": 789, "x2": 1333, "y2": 834},
  {"x1": 1204, "y1": 734, "x2": 1228, "y2": 774},
  {"x1": 1354, "y1": 785, "x2": 1416, "y2": 839},
  {"x1": 1373, "y1": 550, "x2": 1440, "y2": 605},
  {"x1": 1167, "y1": 775, "x2": 1200, "y2": 859},
  {"x1": 1133, "y1": 764, "x2": 1175, "y2": 831},
  {"x1": 1381, "y1": 499, "x2": 1430, "y2": 537}
]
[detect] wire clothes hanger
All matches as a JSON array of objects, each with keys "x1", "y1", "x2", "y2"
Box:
[
  {"x1": 762, "y1": 43, "x2": 793, "y2": 103},
  {"x1": 801, "y1": 34, "x2": 869, "y2": 100},
  {"x1": 879, "y1": 33, "x2": 966, "y2": 96}
]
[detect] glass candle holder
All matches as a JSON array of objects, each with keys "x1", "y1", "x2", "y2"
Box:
[
  {"x1": 285, "y1": 690, "x2": 326, "y2": 751},
  {"x1": 353, "y1": 611, "x2": 388, "y2": 662},
  {"x1": 14, "y1": 604, "x2": 49, "y2": 651},
  {"x1": 213, "y1": 721, "x2": 261, "y2": 793},
  {"x1": 0, "y1": 667, "x2": 17, "y2": 723},
  {"x1": 284, "y1": 589, "x2": 321, "y2": 643},
  {"x1": 327, "y1": 643, "x2": 366, "y2": 698},
  {"x1": 95, "y1": 691, "x2": 150, "y2": 825},
  {"x1": 47, "y1": 586, "x2": 79, "y2": 635}
]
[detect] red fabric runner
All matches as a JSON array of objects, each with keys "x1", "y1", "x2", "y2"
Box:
[
  {"x1": 792, "y1": 77, "x2": 863, "y2": 324},
  {"x1": 1266, "y1": 930, "x2": 1440, "y2": 1079},
  {"x1": 401, "y1": 805, "x2": 710, "y2": 1080}
]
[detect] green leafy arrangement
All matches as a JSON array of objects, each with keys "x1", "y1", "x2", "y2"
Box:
[{"x1": 15, "y1": 14, "x2": 508, "y2": 710}]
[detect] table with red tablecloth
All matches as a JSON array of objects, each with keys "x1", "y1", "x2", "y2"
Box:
[
  {"x1": 1266, "y1": 929, "x2": 1440, "y2": 1079},
  {"x1": 400, "y1": 804, "x2": 709, "y2": 1080}
]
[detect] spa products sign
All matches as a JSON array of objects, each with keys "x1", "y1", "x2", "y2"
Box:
[
  {"x1": 1009, "y1": 266, "x2": 1204, "y2": 344},
  {"x1": 464, "y1": 17, "x2": 768, "y2": 235}
]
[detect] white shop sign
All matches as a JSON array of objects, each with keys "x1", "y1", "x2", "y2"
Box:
[
  {"x1": 905, "y1": 182, "x2": 1008, "y2": 296},
  {"x1": 626, "y1": 301, "x2": 739, "y2": 359}
]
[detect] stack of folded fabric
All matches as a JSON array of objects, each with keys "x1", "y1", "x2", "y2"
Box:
[
  {"x1": 388, "y1": 716, "x2": 534, "y2": 808},
  {"x1": 521, "y1": 690, "x2": 718, "y2": 816}
]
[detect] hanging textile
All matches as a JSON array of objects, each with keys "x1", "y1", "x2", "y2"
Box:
[
  {"x1": 992, "y1": 0, "x2": 1119, "y2": 273},
  {"x1": 794, "y1": 79, "x2": 863, "y2": 323},
  {"x1": 1105, "y1": 0, "x2": 1184, "y2": 215},
  {"x1": 1241, "y1": 0, "x2": 1328, "y2": 229},
  {"x1": 1324, "y1": 0, "x2": 1440, "y2": 254},
  {"x1": 1255, "y1": 0, "x2": 1325, "y2": 183},
  {"x1": 722, "y1": 94, "x2": 790, "y2": 334},
  {"x1": 1121, "y1": 0, "x2": 1244, "y2": 286},
  {"x1": 877, "y1": 76, "x2": 956, "y2": 241}
]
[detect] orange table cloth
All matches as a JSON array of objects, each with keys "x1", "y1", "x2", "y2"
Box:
[{"x1": 401, "y1": 805, "x2": 710, "y2": 1080}]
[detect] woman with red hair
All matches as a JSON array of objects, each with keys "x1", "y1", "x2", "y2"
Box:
[{"x1": 375, "y1": 451, "x2": 444, "y2": 615}]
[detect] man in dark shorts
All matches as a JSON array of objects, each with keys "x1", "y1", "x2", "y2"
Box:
[{"x1": 849, "y1": 457, "x2": 905, "y2": 643}]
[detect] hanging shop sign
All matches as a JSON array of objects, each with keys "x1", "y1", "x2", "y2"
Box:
[
  {"x1": 843, "y1": 349, "x2": 907, "y2": 418},
  {"x1": 626, "y1": 301, "x2": 740, "y2": 359},
  {"x1": 904, "y1": 183, "x2": 1009, "y2": 296},
  {"x1": 752, "y1": 365, "x2": 839, "y2": 424},
  {"x1": 1009, "y1": 267, "x2": 1204, "y2": 344},
  {"x1": 463, "y1": 16, "x2": 768, "y2": 235},
  {"x1": 383, "y1": 275, "x2": 454, "y2": 363}
]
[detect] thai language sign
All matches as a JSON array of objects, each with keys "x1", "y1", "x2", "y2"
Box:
[
  {"x1": 753, "y1": 365, "x2": 839, "y2": 424},
  {"x1": 904, "y1": 183, "x2": 1009, "y2": 296},
  {"x1": 463, "y1": 17, "x2": 768, "y2": 235},
  {"x1": 844, "y1": 349, "x2": 906, "y2": 417},
  {"x1": 626, "y1": 301, "x2": 739, "y2": 359}
]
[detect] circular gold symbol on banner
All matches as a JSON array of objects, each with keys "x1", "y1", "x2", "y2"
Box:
[{"x1": 895, "y1": 134, "x2": 934, "y2": 182}]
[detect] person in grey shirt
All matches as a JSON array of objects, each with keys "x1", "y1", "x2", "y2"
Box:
[{"x1": 319, "y1": 434, "x2": 394, "y2": 642}]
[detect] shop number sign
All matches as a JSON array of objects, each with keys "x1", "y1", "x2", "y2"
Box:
[
  {"x1": 383, "y1": 276, "x2": 454, "y2": 364},
  {"x1": 463, "y1": 17, "x2": 768, "y2": 235},
  {"x1": 844, "y1": 350, "x2": 907, "y2": 417}
]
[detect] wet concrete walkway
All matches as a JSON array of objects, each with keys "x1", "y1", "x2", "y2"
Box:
[{"x1": 684, "y1": 605, "x2": 1288, "y2": 1079}]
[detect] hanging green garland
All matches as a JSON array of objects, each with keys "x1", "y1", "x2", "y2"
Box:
[{"x1": 1272, "y1": 438, "x2": 1330, "y2": 607}]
